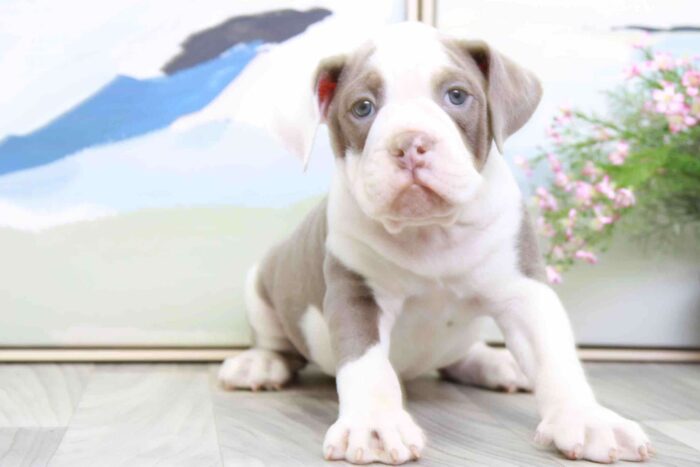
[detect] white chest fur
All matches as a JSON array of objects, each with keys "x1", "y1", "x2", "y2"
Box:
[
  {"x1": 301, "y1": 154, "x2": 524, "y2": 378},
  {"x1": 388, "y1": 288, "x2": 487, "y2": 379}
]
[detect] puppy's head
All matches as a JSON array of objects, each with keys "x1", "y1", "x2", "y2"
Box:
[{"x1": 288, "y1": 23, "x2": 541, "y2": 232}]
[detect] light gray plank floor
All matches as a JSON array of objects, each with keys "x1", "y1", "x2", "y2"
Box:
[
  {"x1": 49, "y1": 364, "x2": 221, "y2": 467},
  {"x1": 0, "y1": 362, "x2": 697, "y2": 466},
  {"x1": 0, "y1": 365, "x2": 92, "y2": 427},
  {"x1": 0, "y1": 428, "x2": 66, "y2": 467}
]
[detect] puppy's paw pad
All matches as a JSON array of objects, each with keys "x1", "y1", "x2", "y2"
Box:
[
  {"x1": 537, "y1": 403, "x2": 652, "y2": 463},
  {"x1": 323, "y1": 409, "x2": 425, "y2": 464},
  {"x1": 218, "y1": 349, "x2": 292, "y2": 391}
]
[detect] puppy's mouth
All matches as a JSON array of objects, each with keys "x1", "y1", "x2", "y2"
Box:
[
  {"x1": 380, "y1": 178, "x2": 457, "y2": 233},
  {"x1": 391, "y1": 182, "x2": 447, "y2": 218}
]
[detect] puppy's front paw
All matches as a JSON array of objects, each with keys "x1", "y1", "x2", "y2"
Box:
[
  {"x1": 218, "y1": 349, "x2": 292, "y2": 391},
  {"x1": 535, "y1": 403, "x2": 652, "y2": 463},
  {"x1": 323, "y1": 409, "x2": 425, "y2": 464}
]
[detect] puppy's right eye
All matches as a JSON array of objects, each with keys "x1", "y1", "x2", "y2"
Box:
[
  {"x1": 445, "y1": 88, "x2": 469, "y2": 106},
  {"x1": 351, "y1": 99, "x2": 374, "y2": 118}
]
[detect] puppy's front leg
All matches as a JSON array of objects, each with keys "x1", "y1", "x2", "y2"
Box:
[
  {"x1": 492, "y1": 278, "x2": 652, "y2": 463},
  {"x1": 322, "y1": 256, "x2": 425, "y2": 465}
]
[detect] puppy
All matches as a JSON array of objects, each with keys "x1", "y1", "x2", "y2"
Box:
[{"x1": 219, "y1": 22, "x2": 652, "y2": 464}]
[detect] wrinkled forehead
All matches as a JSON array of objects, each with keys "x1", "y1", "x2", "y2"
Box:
[
  {"x1": 370, "y1": 25, "x2": 450, "y2": 71},
  {"x1": 369, "y1": 26, "x2": 455, "y2": 98},
  {"x1": 344, "y1": 24, "x2": 480, "y2": 100}
]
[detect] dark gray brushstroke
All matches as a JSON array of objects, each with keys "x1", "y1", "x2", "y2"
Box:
[
  {"x1": 612, "y1": 25, "x2": 700, "y2": 33},
  {"x1": 163, "y1": 8, "x2": 332, "y2": 74}
]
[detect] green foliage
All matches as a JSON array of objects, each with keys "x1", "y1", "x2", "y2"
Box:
[{"x1": 521, "y1": 46, "x2": 700, "y2": 283}]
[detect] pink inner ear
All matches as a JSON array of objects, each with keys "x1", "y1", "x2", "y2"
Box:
[{"x1": 317, "y1": 75, "x2": 337, "y2": 119}]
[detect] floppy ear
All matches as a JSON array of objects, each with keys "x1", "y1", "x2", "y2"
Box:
[
  {"x1": 276, "y1": 55, "x2": 346, "y2": 168},
  {"x1": 315, "y1": 55, "x2": 346, "y2": 122},
  {"x1": 458, "y1": 40, "x2": 542, "y2": 154}
]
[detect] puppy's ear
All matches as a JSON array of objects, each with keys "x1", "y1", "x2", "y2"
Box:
[
  {"x1": 314, "y1": 55, "x2": 346, "y2": 123},
  {"x1": 277, "y1": 55, "x2": 346, "y2": 168},
  {"x1": 458, "y1": 40, "x2": 542, "y2": 154}
]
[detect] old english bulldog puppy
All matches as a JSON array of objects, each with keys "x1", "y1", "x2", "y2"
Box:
[{"x1": 219, "y1": 22, "x2": 652, "y2": 464}]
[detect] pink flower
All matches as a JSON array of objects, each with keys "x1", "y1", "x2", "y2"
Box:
[
  {"x1": 614, "y1": 188, "x2": 636, "y2": 208},
  {"x1": 682, "y1": 70, "x2": 700, "y2": 89},
  {"x1": 624, "y1": 64, "x2": 642, "y2": 80},
  {"x1": 582, "y1": 160, "x2": 600, "y2": 180},
  {"x1": 666, "y1": 113, "x2": 694, "y2": 133},
  {"x1": 536, "y1": 187, "x2": 558, "y2": 211},
  {"x1": 687, "y1": 87, "x2": 699, "y2": 97},
  {"x1": 565, "y1": 235, "x2": 584, "y2": 251},
  {"x1": 607, "y1": 141, "x2": 630, "y2": 165},
  {"x1": 554, "y1": 171, "x2": 571, "y2": 189},
  {"x1": 653, "y1": 84, "x2": 685, "y2": 114},
  {"x1": 546, "y1": 127, "x2": 563, "y2": 144},
  {"x1": 653, "y1": 52, "x2": 675, "y2": 71},
  {"x1": 514, "y1": 155, "x2": 532, "y2": 176},
  {"x1": 608, "y1": 152, "x2": 625, "y2": 165},
  {"x1": 546, "y1": 152, "x2": 562, "y2": 172},
  {"x1": 554, "y1": 105, "x2": 574, "y2": 126},
  {"x1": 546, "y1": 265, "x2": 562, "y2": 284},
  {"x1": 593, "y1": 204, "x2": 615, "y2": 229},
  {"x1": 642, "y1": 60, "x2": 658, "y2": 72},
  {"x1": 595, "y1": 176, "x2": 616, "y2": 200},
  {"x1": 575, "y1": 250, "x2": 598, "y2": 264},
  {"x1": 574, "y1": 181, "x2": 594, "y2": 205},
  {"x1": 537, "y1": 216, "x2": 556, "y2": 237}
]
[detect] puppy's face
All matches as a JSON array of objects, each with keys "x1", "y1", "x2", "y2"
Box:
[{"x1": 311, "y1": 23, "x2": 541, "y2": 232}]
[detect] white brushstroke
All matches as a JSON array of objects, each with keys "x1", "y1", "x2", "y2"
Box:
[{"x1": 0, "y1": 200, "x2": 115, "y2": 231}]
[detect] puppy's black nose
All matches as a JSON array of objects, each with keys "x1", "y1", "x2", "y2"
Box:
[{"x1": 389, "y1": 132, "x2": 434, "y2": 169}]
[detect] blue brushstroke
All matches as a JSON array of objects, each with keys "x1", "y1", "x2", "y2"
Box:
[
  {"x1": 0, "y1": 121, "x2": 335, "y2": 213},
  {"x1": 0, "y1": 41, "x2": 261, "y2": 177}
]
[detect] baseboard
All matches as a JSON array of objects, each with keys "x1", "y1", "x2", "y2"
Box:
[
  {"x1": 0, "y1": 347, "x2": 242, "y2": 362},
  {"x1": 0, "y1": 346, "x2": 699, "y2": 363},
  {"x1": 577, "y1": 347, "x2": 700, "y2": 362}
]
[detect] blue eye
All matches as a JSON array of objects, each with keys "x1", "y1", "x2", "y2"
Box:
[
  {"x1": 446, "y1": 88, "x2": 469, "y2": 105},
  {"x1": 352, "y1": 99, "x2": 374, "y2": 118}
]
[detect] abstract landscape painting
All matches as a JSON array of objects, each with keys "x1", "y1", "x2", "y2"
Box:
[{"x1": 0, "y1": 0, "x2": 404, "y2": 346}]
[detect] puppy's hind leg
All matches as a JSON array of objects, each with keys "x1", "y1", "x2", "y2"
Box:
[
  {"x1": 218, "y1": 264, "x2": 305, "y2": 391},
  {"x1": 439, "y1": 342, "x2": 532, "y2": 393}
]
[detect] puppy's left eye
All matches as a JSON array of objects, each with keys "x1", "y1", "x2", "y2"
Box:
[
  {"x1": 445, "y1": 88, "x2": 469, "y2": 106},
  {"x1": 351, "y1": 99, "x2": 375, "y2": 118}
]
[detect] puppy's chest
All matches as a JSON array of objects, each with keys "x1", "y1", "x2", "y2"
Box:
[{"x1": 388, "y1": 285, "x2": 484, "y2": 379}]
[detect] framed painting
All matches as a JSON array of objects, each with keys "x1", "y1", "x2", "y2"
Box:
[{"x1": 0, "y1": 0, "x2": 407, "y2": 354}]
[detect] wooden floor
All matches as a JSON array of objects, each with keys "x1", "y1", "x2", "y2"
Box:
[{"x1": 0, "y1": 363, "x2": 699, "y2": 466}]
